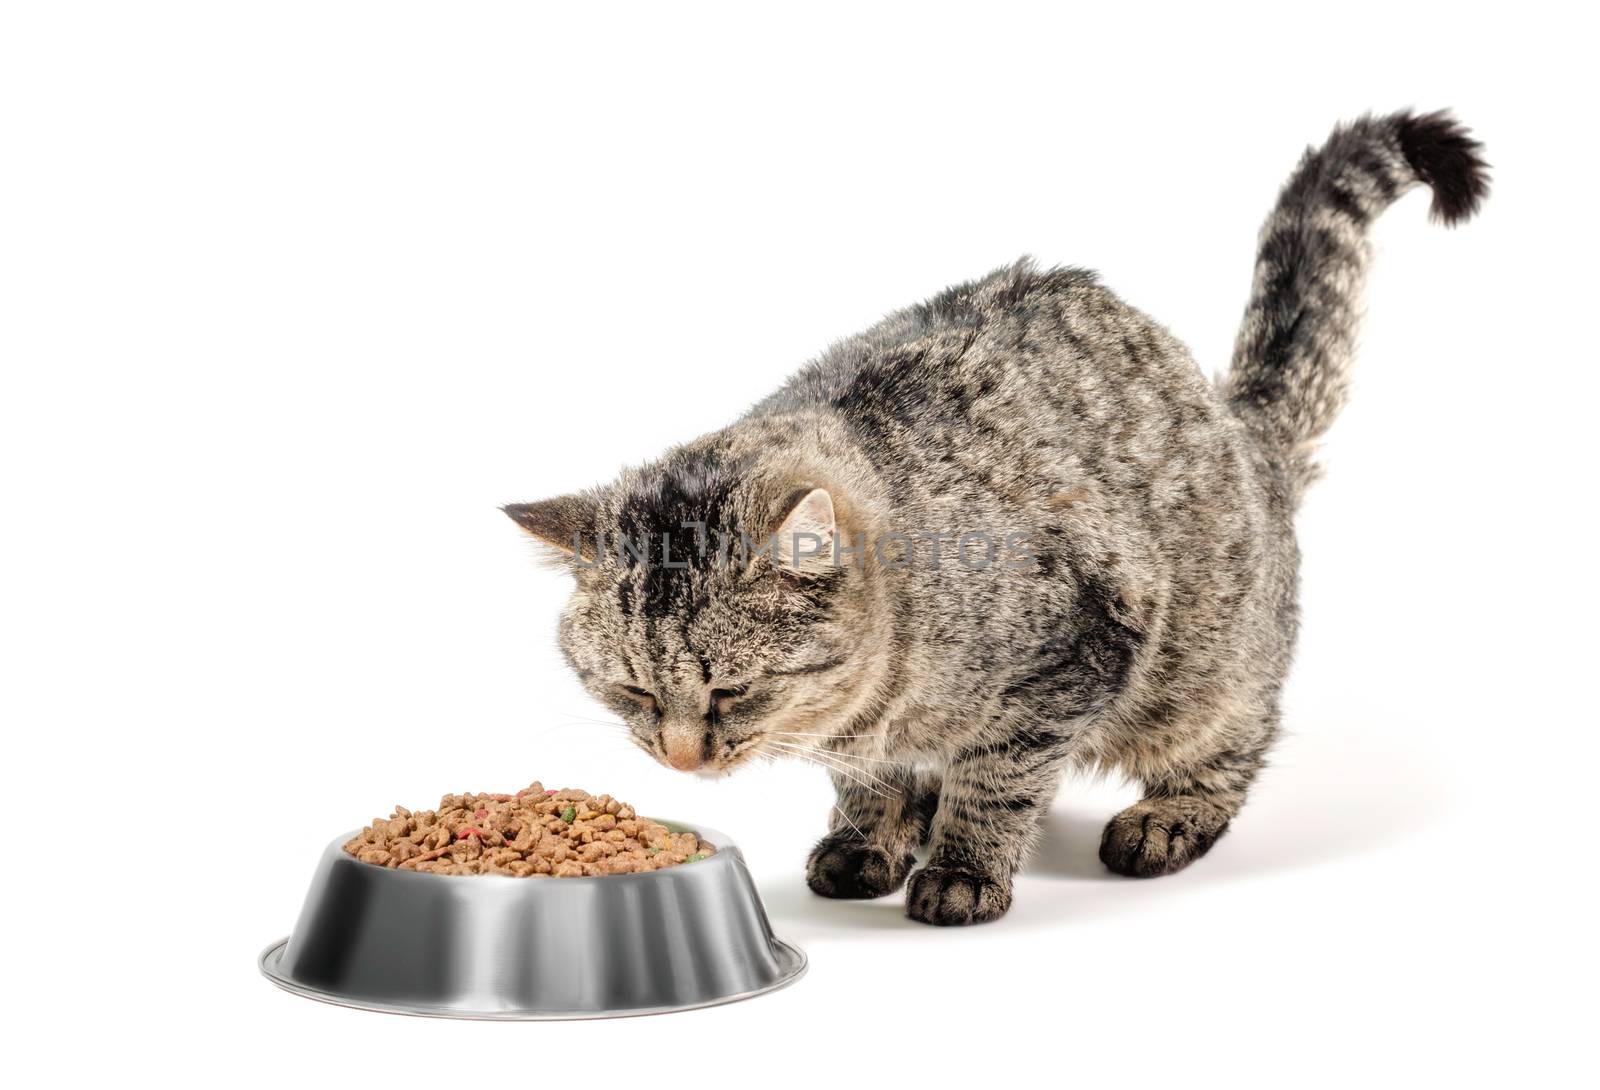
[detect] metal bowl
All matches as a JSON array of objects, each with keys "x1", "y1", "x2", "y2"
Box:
[{"x1": 260, "y1": 822, "x2": 805, "y2": 1020}]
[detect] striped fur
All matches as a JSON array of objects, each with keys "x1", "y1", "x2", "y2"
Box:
[
  {"x1": 1225, "y1": 111, "x2": 1488, "y2": 493},
  {"x1": 507, "y1": 112, "x2": 1487, "y2": 924}
]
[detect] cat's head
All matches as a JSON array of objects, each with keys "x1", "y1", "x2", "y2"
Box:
[{"x1": 505, "y1": 442, "x2": 887, "y2": 775}]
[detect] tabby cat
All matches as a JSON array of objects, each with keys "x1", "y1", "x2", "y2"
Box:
[{"x1": 505, "y1": 111, "x2": 1487, "y2": 924}]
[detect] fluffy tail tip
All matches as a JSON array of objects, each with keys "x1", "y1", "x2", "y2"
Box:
[{"x1": 1396, "y1": 110, "x2": 1490, "y2": 226}]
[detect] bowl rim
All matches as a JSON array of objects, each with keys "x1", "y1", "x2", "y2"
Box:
[
  {"x1": 258, "y1": 931, "x2": 807, "y2": 1021},
  {"x1": 326, "y1": 817, "x2": 734, "y2": 886}
]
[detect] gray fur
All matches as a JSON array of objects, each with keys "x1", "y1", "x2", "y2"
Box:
[{"x1": 506, "y1": 111, "x2": 1488, "y2": 925}]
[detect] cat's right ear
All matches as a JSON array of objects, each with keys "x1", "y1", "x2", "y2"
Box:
[{"x1": 502, "y1": 495, "x2": 602, "y2": 563}]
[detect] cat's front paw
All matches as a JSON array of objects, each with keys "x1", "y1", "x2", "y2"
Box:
[
  {"x1": 904, "y1": 865, "x2": 1012, "y2": 926},
  {"x1": 806, "y1": 835, "x2": 914, "y2": 899},
  {"x1": 1099, "y1": 796, "x2": 1230, "y2": 878}
]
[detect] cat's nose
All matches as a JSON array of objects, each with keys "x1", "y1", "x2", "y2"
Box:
[{"x1": 660, "y1": 720, "x2": 707, "y2": 772}]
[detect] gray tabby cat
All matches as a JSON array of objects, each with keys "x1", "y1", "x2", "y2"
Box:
[{"x1": 506, "y1": 111, "x2": 1488, "y2": 925}]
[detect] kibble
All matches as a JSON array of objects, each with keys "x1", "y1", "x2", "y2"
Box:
[{"x1": 342, "y1": 782, "x2": 714, "y2": 877}]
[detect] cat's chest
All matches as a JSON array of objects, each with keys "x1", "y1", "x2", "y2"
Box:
[{"x1": 878, "y1": 702, "x2": 986, "y2": 760}]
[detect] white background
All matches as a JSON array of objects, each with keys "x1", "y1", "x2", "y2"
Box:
[{"x1": 4, "y1": 2, "x2": 1595, "y2": 1086}]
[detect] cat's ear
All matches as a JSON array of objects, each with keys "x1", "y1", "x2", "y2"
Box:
[
  {"x1": 773, "y1": 487, "x2": 838, "y2": 575},
  {"x1": 502, "y1": 495, "x2": 602, "y2": 562}
]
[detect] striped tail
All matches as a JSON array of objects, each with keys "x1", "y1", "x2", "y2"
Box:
[{"x1": 1224, "y1": 111, "x2": 1489, "y2": 492}]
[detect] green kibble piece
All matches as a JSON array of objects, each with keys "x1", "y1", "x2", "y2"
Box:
[
  {"x1": 560, "y1": 806, "x2": 576, "y2": 823},
  {"x1": 646, "y1": 847, "x2": 661, "y2": 855},
  {"x1": 685, "y1": 853, "x2": 704, "y2": 863}
]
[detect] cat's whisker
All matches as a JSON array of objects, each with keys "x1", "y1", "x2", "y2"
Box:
[
  {"x1": 557, "y1": 711, "x2": 628, "y2": 728},
  {"x1": 770, "y1": 732, "x2": 878, "y2": 740},
  {"x1": 760, "y1": 740, "x2": 883, "y2": 795},
  {"x1": 765, "y1": 741, "x2": 893, "y2": 799},
  {"x1": 752, "y1": 736, "x2": 889, "y2": 813},
  {"x1": 774, "y1": 741, "x2": 901, "y2": 789},
  {"x1": 522, "y1": 721, "x2": 626, "y2": 744},
  {"x1": 790, "y1": 753, "x2": 890, "y2": 802},
  {"x1": 775, "y1": 741, "x2": 900, "y2": 764},
  {"x1": 817, "y1": 753, "x2": 901, "y2": 794},
  {"x1": 831, "y1": 804, "x2": 865, "y2": 841}
]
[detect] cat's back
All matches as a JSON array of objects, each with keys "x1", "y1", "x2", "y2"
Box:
[{"x1": 751, "y1": 259, "x2": 1239, "y2": 505}]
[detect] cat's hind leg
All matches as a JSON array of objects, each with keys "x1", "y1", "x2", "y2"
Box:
[
  {"x1": 1098, "y1": 705, "x2": 1277, "y2": 878},
  {"x1": 806, "y1": 765, "x2": 939, "y2": 900}
]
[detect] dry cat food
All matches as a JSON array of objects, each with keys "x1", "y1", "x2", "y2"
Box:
[{"x1": 342, "y1": 782, "x2": 714, "y2": 877}]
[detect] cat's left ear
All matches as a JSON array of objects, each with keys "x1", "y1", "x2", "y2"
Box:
[
  {"x1": 773, "y1": 487, "x2": 838, "y2": 575},
  {"x1": 503, "y1": 494, "x2": 602, "y2": 562}
]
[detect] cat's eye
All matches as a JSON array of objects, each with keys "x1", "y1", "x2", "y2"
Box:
[
  {"x1": 708, "y1": 686, "x2": 748, "y2": 719},
  {"x1": 617, "y1": 685, "x2": 660, "y2": 715}
]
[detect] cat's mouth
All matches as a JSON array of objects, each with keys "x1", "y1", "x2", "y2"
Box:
[
  {"x1": 648, "y1": 722, "x2": 864, "y2": 777},
  {"x1": 704, "y1": 729, "x2": 861, "y2": 777},
  {"x1": 695, "y1": 735, "x2": 770, "y2": 777}
]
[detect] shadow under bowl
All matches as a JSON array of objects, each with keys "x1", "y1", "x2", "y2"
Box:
[{"x1": 260, "y1": 822, "x2": 805, "y2": 1020}]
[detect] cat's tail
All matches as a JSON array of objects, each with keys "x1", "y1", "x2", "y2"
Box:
[{"x1": 1223, "y1": 111, "x2": 1488, "y2": 492}]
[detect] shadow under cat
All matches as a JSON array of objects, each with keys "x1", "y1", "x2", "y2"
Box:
[{"x1": 762, "y1": 721, "x2": 1446, "y2": 941}]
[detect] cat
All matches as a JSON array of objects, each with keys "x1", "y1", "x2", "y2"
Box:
[{"x1": 504, "y1": 111, "x2": 1488, "y2": 925}]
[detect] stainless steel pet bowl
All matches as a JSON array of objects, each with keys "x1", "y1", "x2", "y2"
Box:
[{"x1": 260, "y1": 822, "x2": 805, "y2": 1019}]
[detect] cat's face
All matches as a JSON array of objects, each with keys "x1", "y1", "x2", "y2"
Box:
[{"x1": 507, "y1": 458, "x2": 882, "y2": 774}]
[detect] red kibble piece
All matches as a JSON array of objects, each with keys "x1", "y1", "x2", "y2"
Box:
[
  {"x1": 456, "y1": 826, "x2": 482, "y2": 839},
  {"x1": 474, "y1": 807, "x2": 488, "y2": 819},
  {"x1": 545, "y1": 789, "x2": 558, "y2": 795}
]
